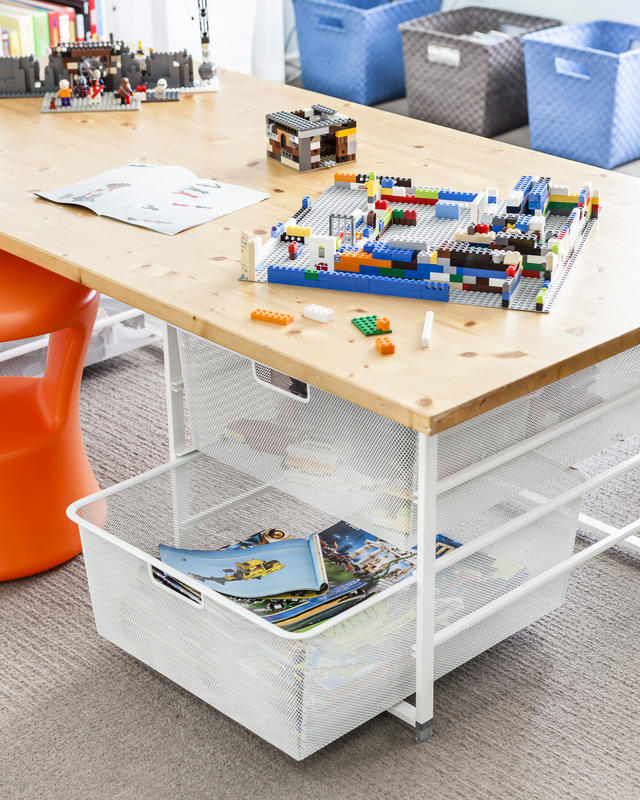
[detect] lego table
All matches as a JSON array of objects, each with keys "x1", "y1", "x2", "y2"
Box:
[{"x1": 2, "y1": 69, "x2": 640, "y2": 757}]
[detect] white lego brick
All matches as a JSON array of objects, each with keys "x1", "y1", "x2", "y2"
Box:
[
  {"x1": 506, "y1": 189, "x2": 523, "y2": 207},
  {"x1": 303, "y1": 304, "x2": 334, "y2": 323},
  {"x1": 430, "y1": 272, "x2": 448, "y2": 281},
  {"x1": 392, "y1": 186, "x2": 406, "y2": 196},
  {"x1": 421, "y1": 310, "x2": 434, "y2": 348},
  {"x1": 550, "y1": 185, "x2": 570, "y2": 195},
  {"x1": 504, "y1": 251, "x2": 521, "y2": 267},
  {"x1": 546, "y1": 251, "x2": 557, "y2": 272},
  {"x1": 489, "y1": 277, "x2": 504, "y2": 287}
]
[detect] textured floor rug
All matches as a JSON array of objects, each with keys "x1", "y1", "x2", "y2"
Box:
[{"x1": 1, "y1": 345, "x2": 639, "y2": 800}]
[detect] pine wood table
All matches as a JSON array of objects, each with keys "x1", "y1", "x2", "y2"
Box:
[{"x1": 1, "y1": 69, "x2": 640, "y2": 435}]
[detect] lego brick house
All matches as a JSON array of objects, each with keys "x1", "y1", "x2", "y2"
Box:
[{"x1": 266, "y1": 104, "x2": 356, "y2": 171}]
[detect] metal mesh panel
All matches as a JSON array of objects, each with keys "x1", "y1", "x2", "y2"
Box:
[
  {"x1": 76, "y1": 455, "x2": 417, "y2": 759},
  {"x1": 439, "y1": 344, "x2": 640, "y2": 478},
  {"x1": 74, "y1": 452, "x2": 583, "y2": 755},
  {"x1": 178, "y1": 331, "x2": 419, "y2": 547}
]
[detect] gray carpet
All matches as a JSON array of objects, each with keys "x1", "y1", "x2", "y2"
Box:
[{"x1": 1, "y1": 345, "x2": 639, "y2": 800}]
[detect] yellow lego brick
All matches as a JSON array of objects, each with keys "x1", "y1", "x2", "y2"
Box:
[
  {"x1": 335, "y1": 127, "x2": 357, "y2": 138},
  {"x1": 381, "y1": 187, "x2": 393, "y2": 196},
  {"x1": 286, "y1": 225, "x2": 311, "y2": 238},
  {"x1": 549, "y1": 194, "x2": 579, "y2": 203},
  {"x1": 430, "y1": 250, "x2": 437, "y2": 264}
]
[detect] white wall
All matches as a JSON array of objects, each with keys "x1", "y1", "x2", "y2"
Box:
[
  {"x1": 103, "y1": 0, "x2": 286, "y2": 81},
  {"x1": 441, "y1": 0, "x2": 640, "y2": 26}
]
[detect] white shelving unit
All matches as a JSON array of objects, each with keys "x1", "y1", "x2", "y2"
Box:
[
  {"x1": 68, "y1": 324, "x2": 640, "y2": 760},
  {"x1": 0, "y1": 295, "x2": 161, "y2": 377}
]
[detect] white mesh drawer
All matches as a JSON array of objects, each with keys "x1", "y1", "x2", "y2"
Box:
[
  {"x1": 70, "y1": 452, "x2": 583, "y2": 757},
  {"x1": 72, "y1": 455, "x2": 417, "y2": 760},
  {"x1": 439, "y1": 345, "x2": 640, "y2": 479},
  {"x1": 178, "y1": 330, "x2": 420, "y2": 547}
]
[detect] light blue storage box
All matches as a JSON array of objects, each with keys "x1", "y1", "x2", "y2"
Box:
[
  {"x1": 292, "y1": 0, "x2": 442, "y2": 105},
  {"x1": 523, "y1": 21, "x2": 640, "y2": 169}
]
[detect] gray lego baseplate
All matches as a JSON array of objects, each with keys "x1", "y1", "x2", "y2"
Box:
[
  {"x1": 241, "y1": 181, "x2": 597, "y2": 313},
  {"x1": 40, "y1": 91, "x2": 141, "y2": 113}
]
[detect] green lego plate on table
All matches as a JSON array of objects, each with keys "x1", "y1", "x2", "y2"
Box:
[{"x1": 351, "y1": 315, "x2": 391, "y2": 336}]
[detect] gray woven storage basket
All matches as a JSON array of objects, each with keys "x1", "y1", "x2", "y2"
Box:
[{"x1": 399, "y1": 6, "x2": 559, "y2": 137}]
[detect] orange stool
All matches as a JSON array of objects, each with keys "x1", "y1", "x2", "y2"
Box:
[{"x1": 0, "y1": 252, "x2": 100, "y2": 580}]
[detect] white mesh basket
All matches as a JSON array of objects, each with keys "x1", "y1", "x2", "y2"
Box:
[{"x1": 70, "y1": 451, "x2": 582, "y2": 758}]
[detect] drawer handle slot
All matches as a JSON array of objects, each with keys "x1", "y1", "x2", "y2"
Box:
[
  {"x1": 252, "y1": 362, "x2": 310, "y2": 403},
  {"x1": 150, "y1": 565, "x2": 203, "y2": 607}
]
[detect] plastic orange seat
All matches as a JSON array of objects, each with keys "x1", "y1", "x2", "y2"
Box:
[{"x1": 0, "y1": 251, "x2": 100, "y2": 580}]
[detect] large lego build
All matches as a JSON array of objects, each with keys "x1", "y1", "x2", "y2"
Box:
[
  {"x1": 266, "y1": 105, "x2": 357, "y2": 172},
  {"x1": 240, "y1": 171, "x2": 600, "y2": 313},
  {"x1": 0, "y1": 40, "x2": 215, "y2": 99}
]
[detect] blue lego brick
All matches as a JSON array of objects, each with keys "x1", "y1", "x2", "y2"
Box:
[
  {"x1": 415, "y1": 263, "x2": 438, "y2": 279},
  {"x1": 359, "y1": 265, "x2": 382, "y2": 276},
  {"x1": 369, "y1": 275, "x2": 423, "y2": 298},
  {"x1": 513, "y1": 175, "x2": 533, "y2": 193},
  {"x1": 302, "y1": 195, "x2": 311, "y2": 209},
  {"x1": 438, "y1": 189, "x2": 475, "y2": 202},
  {"x1": 381, "y1": 177, "x2": 395, "y2": 188},
  {"x1": 488, "y1": 195, "x2": 497, "y2": 204},
  {"x1": 267, "y1": 265, "x2": 307, "y2": 286},
  {"x1": 454, "y1": 266, "x2": 507, "y2": 280},
  {"x1": 363, "y1": 241, "x2": 376, "y2": 254},
  {"x1": 271, "y1": 222, "x2": 285, "y2": 238},
  {"x1": 516, "y1": 214, "x2": 531, "y2": 232},
  {"x1": 318, "y1": 271, "x2": 370, "y2": 293},
  {"x1": 370, "y1": 243, "x2": 414, "y2": 263},
  {"x1": 421, "y1": 281, "x2": 450, "y2": 301},
  {"x1": 435, "y1": 201, "x2": 460, "y2": 220},
  {"x1": 362, "y1": 225, "x2": 374, "y2": 238}
]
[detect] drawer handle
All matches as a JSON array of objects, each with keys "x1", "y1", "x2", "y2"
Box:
[
  {"x1": 150, "y1": 564, "x2": 203, "y2": 607},
  {"x1": 252, "y1": 361, "x2": 310, "y2": 403}
]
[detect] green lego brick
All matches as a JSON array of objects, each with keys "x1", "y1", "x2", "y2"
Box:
[
  {"x1": 450, "y1": 274, "x2": 463, "y2": 283},
  {"x1": 305, "y1": 269, "x2": 319, "y2": 280},
  {"x1": 378, "y1": 268, "x2": 404, "y2": 278},
  {"x1": 351, "y1": 315, "x2": 392, "y2": 337},
  {"x1": 548, "y1": 201, "x2": 577, "y2": 214}
]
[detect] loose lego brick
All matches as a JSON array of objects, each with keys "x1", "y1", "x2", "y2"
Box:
[
  {"x1": 303, "y1": 304, "x2": 334, "y2": 323},
  {"x1": 376, "y1": 337, "x2": 395, "y2": 355},
  {"x1": 250, "y1": 308, "x2": 294, "y2": 325},
  {"x1": 352, "y1": 315, "x2": 391, "y2": 337},
  {"x1": 376, "y1": 316, "x2": 391, "y2": 332},
  {"x1": 421, "y1": 310, "x2": 434, "y2": 348}
]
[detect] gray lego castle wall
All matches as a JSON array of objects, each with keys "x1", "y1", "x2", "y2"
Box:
[{"x1": 0, "y1": 56, "x2": 42, "y2": 96}]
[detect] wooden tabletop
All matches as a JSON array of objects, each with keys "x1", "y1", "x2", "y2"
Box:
[{"x1": 1, "y1": 70, "x2": 639, "y2": 435}]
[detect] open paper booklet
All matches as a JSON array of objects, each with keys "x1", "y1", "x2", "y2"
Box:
[{"x1": 35, "y1": 164, "x2": 270, "y2": 235}]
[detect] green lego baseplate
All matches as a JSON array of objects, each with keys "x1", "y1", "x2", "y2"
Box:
[{"x1": 351, "y1": 315, "x2": 392, "y2": 336}]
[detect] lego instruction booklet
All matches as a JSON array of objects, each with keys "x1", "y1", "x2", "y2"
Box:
[{"x1": 35, "y1": 163, "x2": 270, "y2": 235}]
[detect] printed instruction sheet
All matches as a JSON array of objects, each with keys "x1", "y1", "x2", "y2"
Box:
[{"x1": 36, "y1": 163, "x2": 270, "y2": 235}]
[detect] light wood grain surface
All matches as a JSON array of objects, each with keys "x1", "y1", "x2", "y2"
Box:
[{"x1": 1, "y1": 69, "x2": 639, "y2": 434}]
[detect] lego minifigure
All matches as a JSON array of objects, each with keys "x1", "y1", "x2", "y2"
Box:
[
  {"x1": 117, "y1": 76, "x2": 133, "y2": 105},
  {"x1": 57, "y1": 78, "x2": 71, "y2": 107},
  {"x1": 74, "y1": 75, "x2": 89, "y2": 99},
  {"x1": 89, "y1": 69, "x2": 104, "y2": 104},
  {"x1": 154, "y1": 77, "x2": 167, "y2": 100},
  {"x1": 135, "y1": 83, "x2": 148, "y2": 101}
]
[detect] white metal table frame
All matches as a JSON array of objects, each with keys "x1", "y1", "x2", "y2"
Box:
[{"x1": 162, "y1": 323, "x2": 640, "y2": 743}]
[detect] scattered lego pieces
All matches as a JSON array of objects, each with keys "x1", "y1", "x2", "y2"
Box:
[
  {"x1": 250, "y1": 308, "x2": 294, "y2": 325},
  {"x1": 303, "y1": 304, "x2": 334, "y2": 323},
  {"x1": 421, "y1": 310, "x2": 434, "y2": 348},
  {"x1": 352, "y1": 315, "x2": 392, "y2": 337},
  {"x1": 376, "y1": 337, "x2": 395, "y2": 355}
]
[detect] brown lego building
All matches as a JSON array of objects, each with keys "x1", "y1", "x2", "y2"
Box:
[{"x1": 266, "y1": 104, "x2": 356, "y2": 172}]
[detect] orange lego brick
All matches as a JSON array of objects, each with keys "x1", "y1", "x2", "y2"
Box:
[
  {"x1": 376, "y1": 317, "x2": 390, "y2": 332},
  {"x1": 250, "y1": 308, "x2": 294, "y2": 325},
  {"x1": 376, "y1": 337, "x2": 395, "y2": 355}
]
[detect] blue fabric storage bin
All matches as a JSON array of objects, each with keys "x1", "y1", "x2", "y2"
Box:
[
  {"x1": 293, "y1": 0, "x2": 442, "y2": 105},
  {"x1": 523, "y1": 21, "x2": 640, "y2": 169}
]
